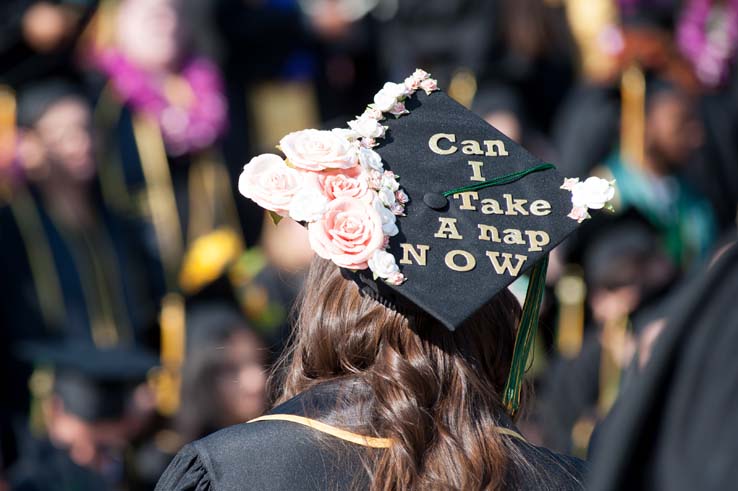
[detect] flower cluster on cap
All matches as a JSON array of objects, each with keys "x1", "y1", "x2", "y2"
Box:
[
  {"x1": 238, "y1": 69, "x2": 438, "y2": 285},
  {"x1": 561, "y1": 176, "x2": 616, "y2": 223}
]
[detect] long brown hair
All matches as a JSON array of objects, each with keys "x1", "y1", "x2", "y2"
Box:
[{"x1": 272, "y1": 257, "x2": 544, "y2": 490}]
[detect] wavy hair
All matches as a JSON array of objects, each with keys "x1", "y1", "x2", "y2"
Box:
[{"x1": 272, "y1": 257, "x2": 547, "y2": 490}]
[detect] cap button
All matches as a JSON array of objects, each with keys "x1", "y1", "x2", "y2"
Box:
[{"x1": 423, "y1": 192, "x2": 448, "y2": 210}]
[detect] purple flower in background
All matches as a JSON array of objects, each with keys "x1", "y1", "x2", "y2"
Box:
[
  {"x1": 676, "y1": 0, "x2": 738, "y2": 88},
  {"x1": 94, "y1": 49, "x2": 228, "y2": 156}
]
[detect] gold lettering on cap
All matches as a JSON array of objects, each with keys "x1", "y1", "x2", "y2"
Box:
[
  {"x1": 485, "y1": 251, "x2": 528, "y2": 276},
  {"x1": 445, "y1": 250, "x2": 476, "y2": 272},
  {"x1": 452, "y1": 191, "x2": 478, "y2": 210},
  {"x1": 428, "y1": 133, "x2": 457, "y2": 155},
  {"x1": 484, "y1": 140, "x2": 509, "y2": 157},
  {"x1": 477, "y1": 224, "x2": 501, "y2": 242},
  {"x1": 503, "y1": 194, "x2": 529, "y2": 216},
  {"x1": 461, "y1": 140, "x2": 484, "y2": 156},
  {"x1": 530, "y1": 200, "x2": 552, "y2": 216},
  {"x1": 481, "y1": 198, "x2": 503, "y2": 215},
  {"x1": 525, "y1": 230, "x2": 550, "y2": 252},
  {"x1": 400, "y1": 243, "x2": 430, "y2": 266},
  {"x1": 502, "y1": 229, "x2": 526, "y2": 245},
  {"x1": 434, "y1": 217, "x2": 463, "y2": 240},
  {"x1": 467, "y1": 161, "x2": 485, "y2": 182}
]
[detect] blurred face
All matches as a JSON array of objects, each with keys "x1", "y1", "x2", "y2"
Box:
[
  {"x1": 33, "y1": 97, "x2": 96, "y2": 182},
  {"x1": 45, "y1": 397, "x2": 129, "y2": 472},
  {"x1": 645, "y1": 91, "x2": 703, "y2": 171},
  {"x1": 116, "y1": 0, "x2": 184, "y2": 71},
  {"x1": 215, "y1": 330, "x2": 267, "y2": 425}
]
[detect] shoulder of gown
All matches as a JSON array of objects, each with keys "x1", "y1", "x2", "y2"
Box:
[{"x1": 155, "y1": 418, "x2": 368, "y2": 491}]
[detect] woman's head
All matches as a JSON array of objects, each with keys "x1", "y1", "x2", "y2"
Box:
[
  {"x1": 178, "y1": 304, "x2": 267, "y2": 441},
  {"x1": 276, "y1": 257, "x2": 528, "y2": 490}
]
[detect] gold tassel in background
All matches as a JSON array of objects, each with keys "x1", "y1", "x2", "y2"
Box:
[
  {"x1": 555, "y1": 267, "x2": 587, "y2": 359},
  {"x1": 620, "y1": 64, "x2": 646, "y2": 168},
  {"x1": 153, "y1": 293, "x2": 186, "y2": 416}
]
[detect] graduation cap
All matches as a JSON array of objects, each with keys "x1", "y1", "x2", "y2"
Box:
[
  {"x1": 16, "y1": 79, "x2": 86, "y2": 128},
  {"x1": 19, "y1": 339, "x2": 158, "y2": 422},
  {"x1": 237, "y1": 70, "x2": 615, "y2": 413}
]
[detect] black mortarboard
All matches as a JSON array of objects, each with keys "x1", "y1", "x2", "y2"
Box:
[
  {"x1": 19, "y1": 339, "x2": 158, "y2": 422},
  {"x1": 238, "y1": 72, "x2": 613, "y2": 414},
  {"x1": 349, "y1": 90, "x2": 579, "y2": 331}
]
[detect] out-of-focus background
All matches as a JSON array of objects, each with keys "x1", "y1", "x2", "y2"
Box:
[{"x1": 0, "y1": 0, "x2": 736, "y2": 489}]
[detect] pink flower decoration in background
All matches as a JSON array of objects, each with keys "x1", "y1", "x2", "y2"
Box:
[{"x1": 93, "y1": 50, "x2": 228, "y2": 156}]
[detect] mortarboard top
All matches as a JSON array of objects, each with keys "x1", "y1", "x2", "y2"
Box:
[
  {"x1": 19, "y1": 339, "x2": 158, "y2": 422},
  {"x1": 238, "y1": 70, "x2": 615, "y2": 413},
  {"x1": 350, "y1": 89, "x2": 580, "y2": 331}
]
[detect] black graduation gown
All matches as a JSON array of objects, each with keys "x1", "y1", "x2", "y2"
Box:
[{"x1": 156, "y1": 381, "x2": 587, "y2": 490}]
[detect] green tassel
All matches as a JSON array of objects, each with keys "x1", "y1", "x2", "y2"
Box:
[{"x1": 503, "y1": 254, "x2": 549, "y2": 416}]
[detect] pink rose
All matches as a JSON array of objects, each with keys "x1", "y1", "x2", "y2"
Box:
[
  {"x1": 362, "y1": 107, "x2": 384, "y2": 120},
  {"x1": 319, "y1": 170, "x2": 372, "y2": 202},
  {"x1": 386, "y1": 271, "x2": 406, "y2": 285},
  {"x1": 395, "y1": 190, "x2": 409, "y2": 204},
  {"x1": 567, "y1": 206, "x2": 590, "y2": 223},
  {"x1": 238, "y1": 154, "x2": 302, "y2": 216},
  {"x1": 279, "y1": 129, "x2": 358, "y2": 171},
  {"x1": 420, "y1": 78, "x2": 438, "y2": 95},
  {"x1": 404, "y1": 75, "x2": 420, "y2": 91},
  {"x1": 390, "y1": 202, "x2": 405, "y2": 216},
  {"x1": 360, "y1": 137, "x2": 378, "y2": 148},
  {"x1": 412, "y1": 68, "x2": 430, "y2": 82},
  {"x1": 389, "y1": 101, "x2": 409, "y2": 117},
  {"x1": 308, "y1": 197, "x2": 384, "y2": 270}
]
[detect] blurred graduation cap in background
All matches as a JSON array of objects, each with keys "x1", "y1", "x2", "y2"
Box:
[{"x1": 18, "y1": 339, "x2": 158, "y2": 422}]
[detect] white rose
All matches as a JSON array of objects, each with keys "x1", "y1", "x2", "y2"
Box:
[
  {"x1": 373, "y1": 82, "x2": 407, "y2": 112},
  {"x1": 331, "y1": 127, "x2": 360, "y2": 142},
  {"x1": 359, "y1": 147, "x2": 384, "y2": 172},
  {"x1": 288, "y1": 186, "x2": 329, "y2": 223},
  {"x1": 279, "y1": 129, "x2": 357, "y2": 171},
  {"x1": 374, "y1": 198, "x2": 399, "y2": 236},
  {"x1": 381, "y1": 171, "x2": 399, "y2": 192},
  {"x1": 348, "y1": 115, "x2": 386, "y2": 139},
  {"x1": 378, "y1": 186, "x2": 396, "y2": 207},
  {"x1": 368, "y1": 249, "x2": 400, "y2": 279},
  {"x1": 570, "y1": 176, "x2": 616, "y2": 210}
]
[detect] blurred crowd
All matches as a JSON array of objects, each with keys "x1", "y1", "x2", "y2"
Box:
[{"x1": 0, "y1": 0, "x2": 736, "y2": 489}]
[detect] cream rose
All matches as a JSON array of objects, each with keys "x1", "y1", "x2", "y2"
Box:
[
  {"x1": 368, "y1": 249, "x2": 400, "y2": 280},
  {"x1": 279, "y1": 129, "x2": 357, "y2": 171},
  {"x1": 238, "y1": 153, "x2": 302, "y2": 216},
  {"x1": 348, "y1": 115, "x2": 386, "y2": 139},
  {"x1": 289, "y1": 187, "x2": 329, "y2": 223},
  {"x1": 308, "y1": 197, "x2": 385, "y2": 270},
  {"x1": 373, "y1": 82, "x2": 407, "y2": 112},
  {"x1": 358, "y1": 147, "x2": 384, "y2": 172},
  {"x1": 570, "y1": 177, "x2": 616, "y2": 210},
  {"x1": 374, "y1": 198, "x2": 399, "y2": 236}
]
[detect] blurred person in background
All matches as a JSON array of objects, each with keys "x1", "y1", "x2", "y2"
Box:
[
  {"x1": 538, "y1": 213, "x2": 677, "y2": 456},
  {"x1": 8, "y1": 340, "x2": 158, "y2": 491},
  {"x1": 177, "y1": 304, "x2": 267, "y2": 443},
  {"x1": 597, "y1": 79, "x2": 716, "y2": 268},
  {"x1": 126, "y1": 303, "x2": 267, "y2": 490},
  {"x1": 0, "y1": 0, "x2": 96, "y2": 90},
  {"x1": 0, "y1": 79, "x2": 159, "y2": 477},
  {"x1": 81, "y1": 0, "x2": 243, "y2": 300}
]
